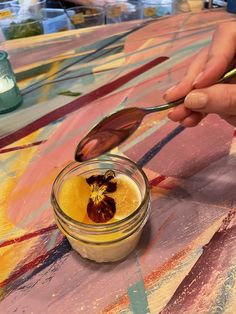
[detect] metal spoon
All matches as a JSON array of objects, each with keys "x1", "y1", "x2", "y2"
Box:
[{"x1": 75, "y1": 68, "x2": 236, "y2": 162}]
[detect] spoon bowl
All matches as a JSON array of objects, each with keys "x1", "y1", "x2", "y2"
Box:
[
  {"x1": 75, "y1": 100, "x2": 183, "y2": 162},
  {"x1": 75, "y1": 107, "x2": 145, "y2": 161}
]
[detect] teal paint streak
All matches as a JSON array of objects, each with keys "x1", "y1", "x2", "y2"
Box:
[
  {"x1": 85, "y1": 27, "x2": 213, "y2": 75},
  {"x1": 128, "y1": 280, "x2": 150, "y2": 314},
  {"x1": 96, "y1": 33, "x2": 212, "y2": 83},
  {"x1": 46, "y1": 229, "x2": 61, "y2": 250},
  {"x1": 51, "y1": 26, "x2": 212, "y2": 92}
]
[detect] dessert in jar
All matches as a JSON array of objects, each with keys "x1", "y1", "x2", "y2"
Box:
[{"x1": 51, "y1": 154, "x2": 150, "y2": 263}]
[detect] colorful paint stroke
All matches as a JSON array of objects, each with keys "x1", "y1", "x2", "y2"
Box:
[{"x1": 1, "y1": 9, "x2": 236, "y2": 314}]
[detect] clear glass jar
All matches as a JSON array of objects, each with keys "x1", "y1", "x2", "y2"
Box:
[
  {"x1": 69, "y1": 6, "x2": 105, "y2": 29},
  {"x1": 175, "y1": 0, "x2": 204, "y2": 13},
  {"x1": 141, "y1": 0, "x2": 175, "y2": 18},
  {"x1": 0, "y1": 14, "x2": 44, "y2": 40},
  {"x1": 0, "y1": 50, "x2": 22, "y2": 114},
  {"x1": 51, "y1": 154, "x2": 150, "y2": 263},
  {"x1": 106, "y1": 1, "x2": 143, "y2": 24}
]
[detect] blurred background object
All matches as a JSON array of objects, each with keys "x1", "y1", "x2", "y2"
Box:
[
  {"x1": 42, "y1": 8, "x2": 74, "y2": 33},
  {"x1": 0, "y1": 0, "x2": 229, "y2": 41},
  {"x1": 0, "y1": 14, "x2": 44, "y2": 40},
  {"x1": 226, "y1": 0, "x2": 236, "y2": 13},
  {"x1": 175, "y1": 0, "x2": 204, "y2": 12},
  {"x1": 141, "y1": 0, "x2": 174, "y2": 18},
  {"x1": 0, "y1": 0, "x2": 16, "y2": 10},
  {"x1": 106, "y1": 1, "x2": 142, "y2": 24},
  {"x1": 69, "y1": 5, "x2": 105, "y2": 28},
  {"x1": 0, "y1": 0, "x2": 45, "y2": 40},
  {"x1": 205, "y1": 0, "x2": 227, "y2": 8}
]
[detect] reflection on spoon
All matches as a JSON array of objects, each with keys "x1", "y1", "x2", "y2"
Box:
[
  {"x1": 75, "y1": 68, "x2": 236, "y2": 162},
  {"x1": 75, "y1": 100, "x2": 182, "y2": 162}
]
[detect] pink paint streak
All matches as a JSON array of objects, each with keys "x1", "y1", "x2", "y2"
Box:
[{"x1": 0, "y1": 56, "x2": 169, "y2": 149}]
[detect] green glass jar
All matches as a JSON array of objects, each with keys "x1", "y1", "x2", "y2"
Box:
[{"x1": 0, "y1": 50, "x2": 22, "y2": 114}]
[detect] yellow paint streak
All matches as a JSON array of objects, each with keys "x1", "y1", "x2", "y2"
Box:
[
  {"x1": 94, "y1": 53, "x2": 125, "y2": 73},
  {"x1": 0, "y1": 131, "x2": 43, "y2": 282},
  {"x1": 0, "y1": 134, "x2": 40, "y2": 237},
  {"x1": 37, "y1": 61, "x2": 60, "y2": 103},
  {"x1": 229, "y1": 138, "x2": 236, "y2": 155},
  {"x1": 0, "y1": 241, "x2": 35, "y2": 283}
]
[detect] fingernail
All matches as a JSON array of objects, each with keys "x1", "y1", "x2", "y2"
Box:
[
  {"x1": 193, "y1": 72, "x2": 204, "y2": 86},
  {"x1": 185, "y1": 91, "x2": 208, "y2": 109},
  {"x1": 167, "y1": 109, "x2": 174, "y2": 118},
  {"x1": 163, "y1": 84, "x2": 177, "y2": 99}
]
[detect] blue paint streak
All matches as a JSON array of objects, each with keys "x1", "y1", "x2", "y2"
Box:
[
  {"x1": 137, "y1": 125, "x2": 185, "y2": 168},
  {"x1": 29, "y1": 237, "x2": 71, "y2": 277},
  {"x1": 4, "y1": 238, "x2": 71, "y2": 296}
]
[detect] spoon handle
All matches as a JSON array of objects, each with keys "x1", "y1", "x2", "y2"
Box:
[
  {"x1": 217, "y1": 68, "x2": 236, "y2": 83},
  {"x1": 146, "y1": 98, "x2": 184, "y2": 113},
  {"x1": 146, "y1": 67, "x2": 236, "y2": 113}
]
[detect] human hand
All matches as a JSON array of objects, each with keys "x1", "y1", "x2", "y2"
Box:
[{"x1": 164, "y1": 22, "x2": 236, "y2": 127}]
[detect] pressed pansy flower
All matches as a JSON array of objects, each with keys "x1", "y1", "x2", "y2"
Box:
[{"x1": 86, "y1": 170, "x2": 117, "y2": 223}]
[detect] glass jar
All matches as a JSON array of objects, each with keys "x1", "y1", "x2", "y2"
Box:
[
  {"x1": 0, "y1": 14, "x2": 44, "y2": 40},
  {"x1": 51, "y1": 154, "x2": 150, "y2": 263},
  {"x1": 175, "y1": 0, "x2": 204, "y2": 13},
  {"x1": 69, "y1": 6, "x2": 105, "y2": 29},
  {"x1": 0, "y1": 50, "x2": 22, "y2": 114},
  {"x1": 10, "y1": 0, "x2": 46, "y2": 15},
  {"x1": 106, "y1": 1, "x2": 143, "y2": 24},
  {"x1": 141, "y1": 0, "x2": 175, "y2": 18}
]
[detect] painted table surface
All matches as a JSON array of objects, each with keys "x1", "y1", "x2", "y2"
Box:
[{"x1": 0, "y1": 9, "x2": 236, "y2": 314}]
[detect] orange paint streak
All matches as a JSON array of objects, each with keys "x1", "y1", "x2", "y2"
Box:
[
  {"x1": 101, "y1": 294, "x2": 130, "y2": 314},
  {"x1": 100, "y1": 246, "x2": 192, "y2": 313},
  {"x1": 144, "y1": 246, "x2": 192, "y2": 289},
  {"x1": 0, "y1": 131, "x2": 54, "y2": 281}
]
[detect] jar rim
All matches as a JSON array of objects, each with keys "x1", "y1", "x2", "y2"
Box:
[{"x1": 51, "y1": 154, "x2": 150, "y2": 229}]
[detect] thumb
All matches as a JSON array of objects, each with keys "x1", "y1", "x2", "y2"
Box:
[{"x1": 184, "y1": 84, "x2": 236, "y2": 116}]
